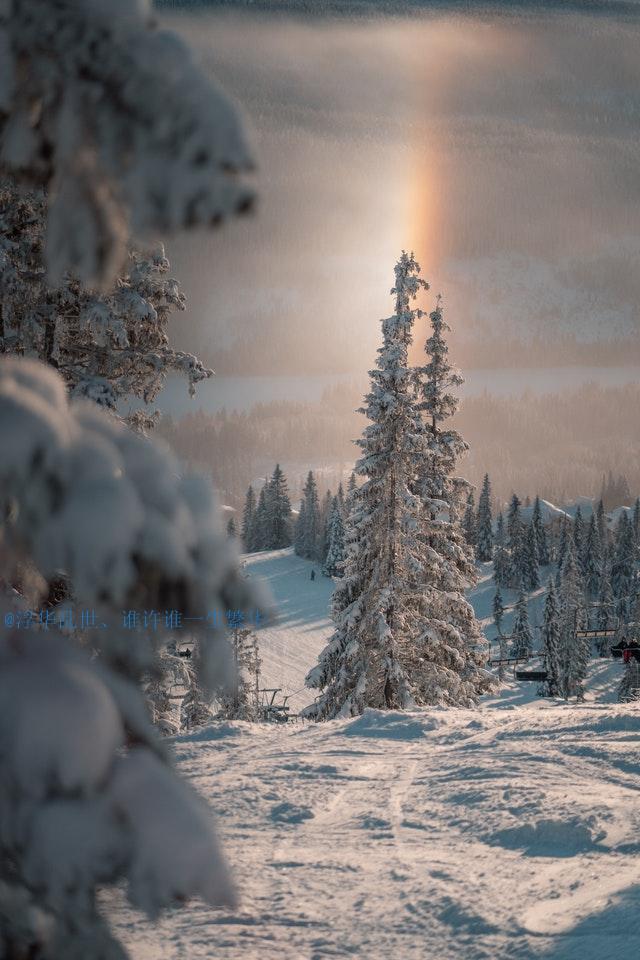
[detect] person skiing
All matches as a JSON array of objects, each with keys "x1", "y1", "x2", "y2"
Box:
[{"x1": 310, "y1": 569, "x2": 316, "y2": 581}]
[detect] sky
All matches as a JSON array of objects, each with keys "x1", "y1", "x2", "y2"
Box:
[{"x1": 159, "y1": 2, "x2": 640, "y2": 374}]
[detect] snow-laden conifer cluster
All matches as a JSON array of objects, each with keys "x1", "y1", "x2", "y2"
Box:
[
  {"x1": 304, "y1": 253, "x2": 490, "y2": 719},
  {"x1": 0, "y1": 0, "x2": 254, "y2": 286},
  {"x1": 0, "y1": 357, "x2": 267, "y2": 958},
  {"x1": 0, "y1": 179, "x2": 212, "y2": 430}
]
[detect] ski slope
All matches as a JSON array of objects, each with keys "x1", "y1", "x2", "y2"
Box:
[{"x1": 108, "y1": 548, "x2": 640, "y2": 960}]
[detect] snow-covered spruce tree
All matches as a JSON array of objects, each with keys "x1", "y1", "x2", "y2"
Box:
[
  {"x1": 573, "y1": 505, "x2": 585, "y2": 563},
  {"x1": 0, "y1": 180, "x2": 213, "y2": 432},
  {"x1": 253, "y1": 483, "x2": 269, "y2": 551},
  {"x1": 299, "y1": 470, "x2": 321, "y2": 559},
  {"x1": 214, "y1": 627, "x2": 262, "y2": 721},
  {"x1": 558, "y1": 540, "x2": 589, "y2": 700},
  {"x1": 612, "y1": 511, "x2": 635, "y2": 600},
  {"x1": 0, "y1": 358, "x2": 267, "y2": 959},
  {"x1": 618, "y1": 658, "x2": 640, "y2": 703},
  {"x1": 531, "y1": 495, "x2": 550, "y2": 566},
  {"x1": 507, "y1": 493, "x2": 522, "y2": 543},
  {"x1": 524, "y1": 523, "x2": 541, "y2": 591},
  {"x1": 557, "y1": 515, "x2": 570, "y2": 570},
  {"x1": 180, "y1": 643, "x2": 215, "y2": 732},
  {"x1": 0, "y1": 0, "x2": 254, "y2": 288},
  {"x1": 241, "y1": 484, "x2": 257, "y2": 551},
  {"x1": 540, "y1": 578, "x2": 561, "y2": 697},
  {"x1": 319, "y1": 488, "x2": 333, "y2": 564},
  {"x1": 304, "y1": 257, "x2": 489, "y2": 718},
  {"x1": 596, "y1": 498, "x2": 608, "y2": 549},
  {"x1": 322, "y1": 496, "x2": 346, "y2": 578},
  {"x1": 493, "y1": 512, "x2": 510, "y2": 588},
  {"x1": 511, "y1": 588, "x2": 533, "y2": 659},
  {"x1": 226, "y1": 516, "x2": 237, "y2": 538},
  {"x1": 462, "y1": 490, "x2": 477, "y2": 548},
  {"x1": 492, "y1": 585, "x2": 506, "y2": 680},
  {"x1": 263, "y1": 464, "x2": 292, "y2": 549},
  {"x1": 475, "y1": 473, "x2": 493, "y2": 562},
  {"x1": 582, "y1": 512, "x2": 602, "y2": 599},
  {"x1": 294, "y1": 495, "x2": 306, "y2": 555}
]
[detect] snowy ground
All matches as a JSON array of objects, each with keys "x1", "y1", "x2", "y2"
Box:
[{"x1": 109, "y1": 549, "x2": 640, "y2": 960}]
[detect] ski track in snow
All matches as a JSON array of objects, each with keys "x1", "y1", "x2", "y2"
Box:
[{"x1": 108, "y1": 548, "x2": 640, "y2": 960}]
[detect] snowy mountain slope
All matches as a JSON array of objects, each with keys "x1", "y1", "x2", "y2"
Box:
[
  {"x1": 106, "y1": 548, "x2": 639, "y2": 959},
  {"x1": 242, "y1": 548, "x2": 334, "y2": 712},
  {"x1": 244, "y1": 549, "x2": 623, "y2": 711},
  {"x1": 109, "y1": 701, "x2": 640, "y2": 960}
]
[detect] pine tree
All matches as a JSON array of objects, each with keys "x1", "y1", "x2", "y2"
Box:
[
  {"x1": 462, "y1": 490, "x2": 477, "y2": 548},
  {"x1": 507, "y1": 493, "x2": 522, "y2": 543},
  {"x1": 337, "y1": 482, "x2": 346, "y2": 516},
  {"x1": 573, "y1": 505, "x2": 585, "y2": 562},
  {"x1": 612, "y1": 512, "x2": 634, "y2": 600},
  {"x1": 596, "y1": 498, "x2": 607, "y2": 549},
  {"x1": 265, "y1": 464, "x2": 292, "y2": 549},
  {"x1": 492, "y1": 585, "x2": 506, "y2": 679},
  {"x1": 215, "y1": 628, "x2": 262, "y2": 720},
  {"x1": 294, "y1": 496, "x2": 307, "y2": 555},
  {"x1": 618, "y1": 658, "x2": 640, "y2": 702},
  {"x1": 323, "y1": 496, "x2": 346, "y2": 578},
  {"x1": 557, "y1": 515, "x2": 571, "y2": 570},
  {"x1": 509, "y1": 524, "x2": 528, "y2": 590},
  {"x1": 493, "y1": 512, "x2": 509, "y2": 587},
  {"x1": 558, "y1": 541, "x2": 589, "y2": 700},
  {"x1": 253, "y1": 484, "x2": 269, "y2": 551},
  {"x1": 476, "y1": 473, "x2": 494, "y2": 562},
  {"x1": 0, "y1": 180, "x2": 212, "y2": 432},
  {"x1": 319, "y1": 488, "x2": 333, "y2": 564},
  {"x1": 532, "y1": 495, "x2": 550, "y2": 566},
  {"x1": 540, "y1": 579, "x2": 561, "y2": 697},
  {"x1": 582, "y1": 513, "x2": 602, "y2": 598},
  {"x1": 512, "y1": 587, "x2": 533, "y2": 659},
  {"x1": 304, "y1": 255, "x2": 488, "y2": 718},
  {"x1": 300, "y1": 471, "x2": 321, "y2": 559},
  {"x1": 226, "y1": 516, "x2": 237, "y2": 538},
  {"x1": 524, "y1": 523, "x2": 541, "y2": 591},
  {"x1": 242, "y1": 485, "x2": 257, "y2": 551}
]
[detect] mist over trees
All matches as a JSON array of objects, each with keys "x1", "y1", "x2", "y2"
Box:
[{"x1": 158, "y1": 381, "x2": 640, "y2": 512}]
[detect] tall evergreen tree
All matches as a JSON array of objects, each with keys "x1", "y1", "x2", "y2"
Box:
[
  {"x1": 557, "y1": 515, "x2": 570, "y2": 570},
  {"x1": 304, "y1": 255, "x2": 488, "y2": 718},
  {"x1": 319, "y1": 488, "x2": 333, "y2": 563},
  {"x1": 492, "y1": 586, "x2": 505, "y2": 636},
  {"x1": 633, "y1": 497, "x2": 640, "y2": 547},
  {"x1": 511, "y1": 588, "x2": 533, "y2": 659},
  {"x1": 241, "y1": 484, "x2": 257, "y2": 551},
  {"x1": 612, "y1": 512, "x2": 634, "y2": 600},
  {"x1": 524, "y1": 523, "x2": 541, "y2": 591},
  {"x1": 507, "y1": 493, "x2": 522, "y2": 543},
  {"x1": 475, "y1": 473, "x2": 494, "y2": 562},
  {"x1": 294, "y1": 497, "x2": 307, "y2": 555},
  {"x1": 253, "y1": 484, "x2": 269, "y2": 551},
  {"x1": 532, "y1": 495, "x2": 550, "y2": 566},
  {"x1": 323, "y1": 496, "x2": 346, "y2": 578},
  {"x1": 596, "y1": 498, "x2": 607, "y2": 549},
  {"x1": 302, "y1": 471, "x2": 321, "y2": 558},
  {"x1": 582, "y1": 513, "x2": 602, "y2": 599},
  {"x1": 265, "y1": 464, "x2": 292, "y2": 549},
  {"x1": 493, "y1": 512, "x2": 509, "y2": 587},
  {"x1": 462, "y1": 490, "x2": 477, "y2": 548},
  {"x1": 559, "y1": 540, "x2": 589, "y2": 700},
  {"x1": 540, "y1": 578, "x2": 562, "y2": 697},
  {"x1": 573, "y1": 505, "x2": 585, "y2": 562}
]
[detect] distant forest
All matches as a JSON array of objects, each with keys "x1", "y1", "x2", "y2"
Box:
[{"x1": 157, "y1": 380, "x2": 640, "y2": 511}]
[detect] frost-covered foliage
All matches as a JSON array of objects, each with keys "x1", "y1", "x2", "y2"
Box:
[
  {"x1": 558, "y1": 540, "x2": 589, "y2": 700},
  {"x1": 475, "y1": 473, "x2": 493, "y2": 562},
  {"x1": 304, "y1": 254, "x2": 490, "y2": 720},
  {"x1": 540, "y1": 578, "x2": 561, "y2": 697},
  {"x1": 252, "y1": 465, "x2": 292, "y2": 550},
  {"x1": 322, "y1": 496, "x2": 346, "y2": 578},
  {"x1": 0, "y1": 0, "x2": 254, "y2": 287},
  {"x1": 511, "y1": 588, "x2": 533, "y2": 659},
  {"x1": 295, "y1": 470, "x2": 321, "y2": 560},
  {"x1": 618, "y1": 658, "x2": 640, "y2": 703},
  {"x1": 0, "y1": 179, "x2": 211, "y2": 428},
  {"x1": 214, "y1": 628, "x2": 262, "y2": 721},
  {"x1": 0, "y1": 357, "x2": 265, "y2": 958}
]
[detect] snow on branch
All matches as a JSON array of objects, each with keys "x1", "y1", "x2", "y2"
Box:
[{"x1": 0, "y1": 0, "x2": 255, "y2": 286}]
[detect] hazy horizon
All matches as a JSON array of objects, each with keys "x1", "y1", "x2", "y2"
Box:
[{"x1": 158, "y1": 3, "x2": 640, "y2": 376}]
